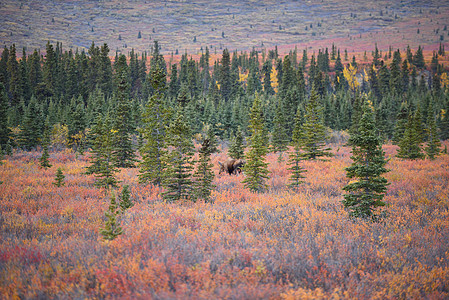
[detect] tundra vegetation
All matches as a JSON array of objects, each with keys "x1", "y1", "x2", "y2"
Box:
[{"x1": 0, "y1": 40, "x2": 449, "y2": 298}]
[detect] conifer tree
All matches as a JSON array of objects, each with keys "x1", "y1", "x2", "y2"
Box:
[
  {"x1": 243, "y1": 93, "x2": 269, "y2": 192},
  {"x1": 228, "y1": 126, "x2": 245, "y2": 159},
  {"x1": 300, "y1": 88, "x2": 332, "y2": 160},
  {"x1": 288, "y1": 106, "x2": 307, "y2": 189},
  {"x1": 139, "y1": 64, "x2": 169, "y2": 186},
  {"x1": 0, "y1": 83, "x2": 11, "y2": 150},
  {"x1": 193, "y1": 138, "x2": 215, "y2": 202},
  {"x1": 88, "y1": 114, "x2": 119, "y2": 189},
  {"x1": 162, "y1": 112, "x2": 195, "y2": 202},
  {"x1": 100, "y1": 192, "x2": 123, "y2": 241},
  {"x1": 53, "y1": 167, "x2": 65, "y2": 187},
  {"x1": 39, "y1": 119, "x2": 52, "y2": 169},
  {"x1": 19, "y1": 96, "x2": 42, "y2": 150},
  {"x1": 271, "y1": 97, "x2": 289, "y2": 159},
  {"x1": 112, "y1": 54, "x2": 136, "y2": 168},
  {"x1": 392, "y1": 101, "x2": 409, "y2": 145},
  {"x1": 425, "y1": 100, "x2": 441, "y2": 159},
  {"x1": 119, "y1": 185, "x2": 133, "y2": 211},
  {"x1": 396, "y1": 112, "x2": 424, "y2": 160},
  {"x1": 342, "y1": 101, "x2": 389, "y2": 220}
]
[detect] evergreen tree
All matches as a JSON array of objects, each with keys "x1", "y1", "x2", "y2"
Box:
[
  {"x1": 243, "y1": 93, "x2": 269, "y2": 192},
  {"x1": 139, "y1": 64, "x2": 169, "y2": 186},
  {"x1": 392, "y1": 101, "x2": 409, "y2": 145},
  {"x1": 193, "y1": 137, "x2": 215, "y2": 202},
  {"x1": 162, "y1": 112, "x2": 195, "y2": 202},
  {"x1": 19, "y1": 96, "x2": 42, "y2": 150},
  {"x1": 396, "y1": 113, "x2": 424, "y2": 159},
  {"x1": 112, "y1": 55, "x2": 136, "y2": 168},
  {"x1": 219, "y1": 49, "x2": 232, "y2": 101},
  {"x1": 342, "y1": 101, "x2": 389, "y2": 220},
  {"x1": 119, "y1": 185, "x2": 133, "y2": 211},
  {"x1": 413, "y1": 46, "x2": 425, "y2": 69},
  {"x1": 89, "y1": 114, "x2": 119, "y2": 189},
  {"x1": 39, "y1": 119, "x2": 52, "y2": 169},
  {"x1": 0, "y1": 83, "x2": 11, "y2": 150},
  {"x1": 300, "y1": 88, "x2": 332, "y2": 160},
  {"x1": 271, "y1": 97, "x2": 289, "y2": 159},
  {"x1": 425, "y1": 100, "x2": 441, "y2": 159},
  {"x1": 53, "y1": 167, "x2": 65, "y2": 187},
  {"x1": 100, "y1": 192, "x2": 123, "y2": 241},
  {"x1": 288, "y1": 106, "x2": 307, "y2": 190},
  {"x1": 228, "y1": 126, "x2": 245, "y2": 159}
]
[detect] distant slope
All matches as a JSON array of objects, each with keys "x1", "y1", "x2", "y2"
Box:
[{"x1": 0, "y1": 0, "x2": 448, "y2": 54}]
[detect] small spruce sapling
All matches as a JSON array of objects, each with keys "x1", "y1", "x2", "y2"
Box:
[
  {"x1": 53, "y1": 167, "x2": 65, "y2": 187},
  {"x1": 100, "y1": 192, "x2": 123, "y2": 241}
]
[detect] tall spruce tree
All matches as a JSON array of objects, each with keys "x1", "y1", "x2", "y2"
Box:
[
  {"x1": 39, "y1": 118, "x2": 52, "y2": 169},
  {"x1": 342, "y1": 100, "x2": 389, "y2": 220},
  {"x1": 229, "y1": 126, "x2": 245, "y2": 159},
  {"x1": 139, "y1": 64, "x2": 169, "y2": 186},
  {"x1": 112, "y1": 54, "x2": 136, "y2": 168},
  {"x1": 271, "y1": 97, "x2": 289, "y2": 159},
  {"x1": 425, "y1": 100, "x2": 441, "y2": 159},
  {"x1": 88, "y1": 113, "x2": 119, "y2": 189},
  {"x1": 0, "y1": 83, "x2": 11, "y2": 150},
  {"x1": 300, "y1": 88, "x2": 332, "y2": 160},
  {"x1": 396, "y1": 112, "x2": 424, "y2": 160},
  {"x1": 288, "y1": 106, "x2": 307, "y2": 189},
  {"x1": 243, "y1": 93, "x2": 269, "y2": 192},
  {"x1": 162, "y1": 112, "x2": 195, "y2": 202},
  {"x1": 19, "y1": 96, "x2": 42, "y2": 150},
  {"x1": 193, "y1": 137, "x2": 215, "y2": 202}
]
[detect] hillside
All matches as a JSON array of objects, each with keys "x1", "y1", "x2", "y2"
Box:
[{"x1": 1, "y1": 0, "x2": 448, "y2": 54}]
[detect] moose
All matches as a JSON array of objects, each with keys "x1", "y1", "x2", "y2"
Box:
[{"x1": 218, "y1": 158, "x2": 246, "y2": 175}]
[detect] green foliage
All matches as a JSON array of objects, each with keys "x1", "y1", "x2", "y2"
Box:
[
  {"x1": 396, "y1": 111, "x2": 425, "y2": 160},
  {"x1": 88, "y1": 114, "x2": 119, "y2": 189},
  {"x1": 53, "y1": 167, "x2": 65, "y2": 187},
  {"x1": 100, "y1": 192, "x2": 123, "y2": 241},
  {"x1": 119, "y1": 185, "x2": 134, "y2": 211},
  {"x1": 243, "y1": 94, "x2": 269, "y2": 192},
  {"x1": 162, "y1": 112, "x2": 195, "y2": 202},
  {"x1": 139, "y1": 64, "x2": 169, "y2": 186},
  {"x1": 228, "y1": 126, "x2": 245, "y2": 159},
  {"x1": 271, "y1": 97, "x2": 289, "y2": 156},
  {"x1": 0, "y1": 83, "x2": 11, "y2": 150},
  {"x1": 425, "y1": 101, "x2": 441, "y2": 160},
  {"x1": 39, "y1": 119, "x2": 52, "y2": 169},
  {"x1": 300, "y1": 88, "x2": 332, "y2": 160},
  {"x1": 288, "y1": 107, "x2": 307, "y2": 189},
  {"x1": 342, "y1": 100, "x2": 389, "y2": 220},
  {"x1": 19, "y1": 96, "x2": 42, "y2": 150},
  {"x1": 193, "y1": 138, "x2": 215, "y2": 202},
  {"x1": 112, "y1": 55, "x2": 136, "y2": 168}
]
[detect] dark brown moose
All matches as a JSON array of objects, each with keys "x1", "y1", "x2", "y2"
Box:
[{"x1": 218, "y1": 158, "x2": 246, "y2": 175}]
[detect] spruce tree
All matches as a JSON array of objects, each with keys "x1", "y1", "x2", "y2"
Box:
[
  {"x1": 88, "y1": 114, "x2": 119, "y2": 189},
  {"x1": 396, "y1": 112, "x2": 424, "y2": 160},
  {"x1": 300, "y1": 88, "x2": 332, "y2": 160},
  {"x1": 342, "y1": 101, "x2": 389, "y2": 220},
  {"x1": 39, "y1": 119, "x2": 52, "y2": 169},
  {"x1": 53, "y1": 167, "x2": 65, "y2": 187},
  {"x1": 193, "y1": 138, "x2": 215, "y2": 202},
  {"x1": 0, "y1": 83, "x2": 11, "y2": 150},
  {"x1": 139, "y1": 64, "x2": 169, "y2": 186},
  {"x1": 119, "y1": 185, "x2": 133, "y2": 211},
  {"x1": 392, "y1": 101, "x2": 409, "y2": 145},
  {"x1": 162, "y1": 112, "x2": 195, "y2": 202},
  {"x1": 19, "y1": 96, "x2": 42, "y2": 150},
  {"x1": 112, "y1": 55, "x2": 136, "y2": 168},
  {"x1": 100, "y1": 192, "x2": 123, "y2": 241},
  {"x1": 228, "y1": 126, "x2": 245, "y2": 159},
  {"x1": 243, "y1": 93, "x2": 269, "y2": 192},
  {"x1": 271, "y1": 97, "x2": 289, "y2": 160},
  {"x1": 425, "y1": 100, "x2": 441, "y2": 159},
  {"x1": 288, "y1": 106, "x2": 307, "y2": 190}
]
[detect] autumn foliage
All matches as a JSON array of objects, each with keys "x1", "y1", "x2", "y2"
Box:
[{"x1": 1, "y1": 143, "x2": 449, "y2": 298}]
